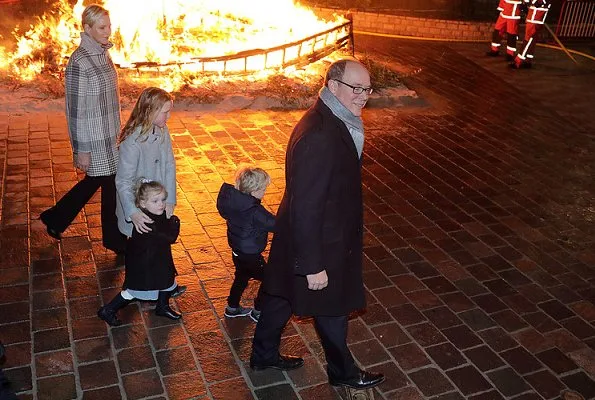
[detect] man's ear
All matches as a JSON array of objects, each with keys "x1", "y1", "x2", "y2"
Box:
[{"x1": 328, "y1": 80, "x2": 338, "y2": 95}]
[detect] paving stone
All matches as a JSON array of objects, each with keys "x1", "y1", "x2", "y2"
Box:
[
  {"x1": 560, "y1": 372, "x2": 595, "y2": 400},
  {"x1": 442, "y1": 325, "x2": 482, "y2": 349},
  {"x1": 81, "y1": 386, "x2": 122, "y2": 400},
  {"x1": 525, "y1": 369, "x2": 567, "y2": 399},
  {"x1": 500, "y1": 347, "x2": 544, "y2": 375},
  {"x1": 163, "y1": 370, "x2": 208, "y2": 400},
  {"x1": 78, "y1": 360, "x2": 118, "y2": 390},
  {"x1": 467, "y1": 390, "x2": 505, "y2": 400},
  {"x1": 487, "y1": 367, "x2": 530, "y2": 397},
  {"x1": 371, "y1": 322, "x2": 411, "y2": 348},
  {"x1": 37, "y1": 374, "x2": 77, "y2": 400},
  {"x1": 298, "y1": 384, "x2": 342, "y2": 400},
  {"x1": 389, "y1": 342, "x2": 432, "y2": 371},
  {"x1": 388, "y1": 303, "x2": 427, "y2": 326},
  {"x1": 446, "y1": 365, "x2": 493, "y2": 395},
  {"x1": 479, "y1": 327, "x2": 520, "y2": 352},
  {"x1": 33, "y1": 327, "x2": 70, "y2": 353},
  {"x1": 117, "y1": 345, "x2": 156, "y2": 374},
  {"x1": 155, "y1": 346, "x2": 198, "y2": 377},
  {"x1": 426, "y1": 342, "x2": 467, "y2": 370},
  {"x1": 464, "y1": 345, "x2": 506, "y2": 372},
  {"x1": 121, "y1": 369, "x2": 164, "y2": 400},
  {"x1": 350, "y1": 338, "x2": 391, "y2": 366},
  {"x1": 424, "y1": 306, "x2": 462, "y2": 329},
  {"x1": 34, "y1": 350, "x2": 73, "y2": 377},
  {"x1": 458, "y1": 308, "x2": 497, "y2": 331},
  {"x1": 150, "y1": 324, "x2": 191, "y2": 351},
  {"x1": 408, "y1": 367, "x2": 454, "y2": 397}
]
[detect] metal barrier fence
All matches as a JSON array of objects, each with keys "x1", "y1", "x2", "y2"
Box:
[{"x1": 556, "y1": 0, "x2": 595, "y2": 38}]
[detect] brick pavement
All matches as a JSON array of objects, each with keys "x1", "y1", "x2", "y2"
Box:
[{"x1": 0, "y1": 39, "x2": 594, "y2": 400}]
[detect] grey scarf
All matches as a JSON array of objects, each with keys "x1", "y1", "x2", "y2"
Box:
[{"x1": 319, "y1": 87, "x2": 365, "y2": 158}]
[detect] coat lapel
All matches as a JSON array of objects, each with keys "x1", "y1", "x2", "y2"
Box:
[{"x1": 315, "y1": 99, "x2": 360, "y2": 160}]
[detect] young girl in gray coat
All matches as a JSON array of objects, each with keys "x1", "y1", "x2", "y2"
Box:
[{"x1": 98, "y1": 87, "x2": 185, "y2": 326}]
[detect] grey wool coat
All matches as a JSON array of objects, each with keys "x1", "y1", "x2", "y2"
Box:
[
  {"x1": 115, "y1": 126, "x2": 176, "y2": 237},
  {"x1": 262, "y1": 98, "x2": 366, "y2": 317},
  {"x1": 65, "y1": 32, "x2": 120, "y2": 177}
]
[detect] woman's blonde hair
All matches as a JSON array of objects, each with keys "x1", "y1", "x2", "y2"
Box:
[
  {"x1": 119, "y1": 87, "x2": 174, "y2": 143},
  {"x1": 234, "y1": 167, "x2": 270, "y2": 194},
  {"x1": 134, "y1": 179, "x2": 167, "y2": 208},
  {"x1": 82, "y1": 4, "x2": 109, "y2": 28}
]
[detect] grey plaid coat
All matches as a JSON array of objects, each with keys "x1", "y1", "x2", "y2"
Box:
[{"x1": 65, "y1": 32, "x2": 120, "y2": 177}]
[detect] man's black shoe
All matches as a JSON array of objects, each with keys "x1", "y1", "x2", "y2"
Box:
[
  {"x1": 329, "y1": 369, "x2": 385, "y2": 389},
  {"x1": 250, "y1": 354, "x2": 304, "y2": 371},
  {"x1": 486, "y1": 50, "x2": 499, "y2": 57},
  {"x1": 506, "y1": 54, "x2": 515, "y2": 62}
]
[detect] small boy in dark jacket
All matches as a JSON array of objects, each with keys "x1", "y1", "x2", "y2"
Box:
[{"x1": 217, "y1": 167, "x2": 275, "y2": 322}]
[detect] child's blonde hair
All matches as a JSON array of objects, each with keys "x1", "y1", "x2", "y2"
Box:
[
  {"x1": 82, "y1": 4, "x2": 109, "y2": 28},
  {"x1": 234, "y1": 167, "x2": 270, "y2": 194},
  {"x1": 135, "y1": 179, "x2": 167, "y2": 208},
  {"x1": 119, "y1": 87, "x2": 174, "y2": 143}
]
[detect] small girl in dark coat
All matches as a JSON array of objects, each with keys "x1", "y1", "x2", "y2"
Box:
[
  {"x1": 217, "y1": 167, "x2": 275, "y2": 322},
  {"x1": 98, "y1": 180, "x2": 182, "y2": 326}
]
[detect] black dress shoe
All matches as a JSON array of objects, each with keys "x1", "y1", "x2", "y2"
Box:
[
  {"x1": 329, "y1": 369, "x2": 385, "y2": 389},
  {"x1": 170, "y1": 285, "x2": 187, "y2": 298},
  {"x1": 506, "y1": 54, "x2": 515, "y2": 62},
  {"x1": 97, "y1": 306, "x2": 122, "y2": 327},
  {"x1": 486, "y1": 50, "x2": 499, "y2": 57},
  {"x1": 155, "y1": 306, "x2": 182, "y2": 320},
  {"x1": 40, "y1": 211, "x2": 62, "y2": 240},
  {"x1": 250, "y1": 354, "x2": 304, "y2": 371}
]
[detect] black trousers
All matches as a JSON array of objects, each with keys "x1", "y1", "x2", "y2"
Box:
[
  {"x1": 43, "y1": 174, "x2": 126, "y2": 252},
  {"x1": 227, "y1": 252, "x2": 264, "y2": 310},
  {"x1": 251, "y1": 293, "x2": 359, "y2": 379}
]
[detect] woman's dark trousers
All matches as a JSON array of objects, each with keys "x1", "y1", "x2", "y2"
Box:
[{"x1": 41, "y1": 174, "x2": 126, "y2": 252}]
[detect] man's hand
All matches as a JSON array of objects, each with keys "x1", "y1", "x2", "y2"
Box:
[
  {"x1": 75, "y1": 152, "x2": 91, "y2": 172},
  {"x1": 131, "y1": 211, "x2": 153, "y2": 234},
  {"x1": 306, "y1": 270, "x2": 328, "y2": 291},
  {"x1": 165, "y1": 203, "x2": 175, "y2": 219}
]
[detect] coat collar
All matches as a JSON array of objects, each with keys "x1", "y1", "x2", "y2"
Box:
[
  {"x1": 79, "y1": 32, "x2": 113, "y2": 55},
  {"x1": 313, "y1": 98, "x2": 360, "y2": 161}
]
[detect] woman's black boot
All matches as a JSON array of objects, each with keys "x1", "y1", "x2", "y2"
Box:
[
  {"x1": 155, "y1": 290, "x2": 182, "y2": 320},
  {"x1": 97, "y1": 293, "x2": 129, "y2": 326}
]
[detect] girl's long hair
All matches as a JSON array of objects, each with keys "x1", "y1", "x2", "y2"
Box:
[{"x1": 119, "y1": 87, "x2": 173, "y2": 144}]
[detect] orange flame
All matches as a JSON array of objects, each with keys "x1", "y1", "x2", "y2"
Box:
[{"x1": 0, "y1": 0, "x2": 348, "y2": 90}]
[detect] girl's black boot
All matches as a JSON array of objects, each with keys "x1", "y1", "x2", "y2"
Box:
[
  {"x1": 155, "y1": 290, "x2": 181, "y2": 320},
  {"x1": 97, "y1": 293, "x2": 129, "y2": 326}
]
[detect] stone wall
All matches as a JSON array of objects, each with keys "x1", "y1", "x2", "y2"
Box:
[{"x1": 312, "y1": 7, "x2": 494, "y2": 41}]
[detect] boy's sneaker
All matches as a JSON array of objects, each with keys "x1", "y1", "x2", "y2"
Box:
[
  {"x1": 224, "y1": 305, "x2": 253, "y2": 318},
  {"x1": 249, "y1": 309, "x2": 261, "y2": 323}
]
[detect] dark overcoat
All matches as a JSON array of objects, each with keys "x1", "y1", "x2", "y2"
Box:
[
  {"x1": 262, "y1": 98, "x2": 365, "y2": 316},
  {"x1": 124, "y1": 211, "x2": 180, "y2": 291}
]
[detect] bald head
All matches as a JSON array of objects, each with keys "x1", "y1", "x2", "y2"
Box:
[{"x1": 325, "y1": 59, "x2": 371, "y2": 117}]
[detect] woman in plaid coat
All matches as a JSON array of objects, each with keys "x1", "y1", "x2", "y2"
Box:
[{"x1": 40, "y1": 4, "x2": 126, "y2": 254}]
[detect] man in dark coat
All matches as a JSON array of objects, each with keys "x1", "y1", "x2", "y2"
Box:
[{"x1": 250, "y1": 59, "x2": 384, "y2": 390}]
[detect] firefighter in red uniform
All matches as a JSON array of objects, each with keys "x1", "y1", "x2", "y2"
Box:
[
  {"x1": 487, "y1": 0, "x2": 529, "y2": 61},
  {"x1": 512, "y1": 0, "x2": 551, "y2": 68}
]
